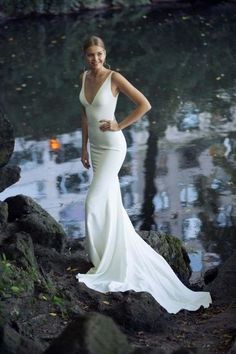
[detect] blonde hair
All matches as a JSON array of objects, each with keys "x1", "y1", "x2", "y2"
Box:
[{"x1": 83, "y1": 36, "x2": 106, "y2": 53}]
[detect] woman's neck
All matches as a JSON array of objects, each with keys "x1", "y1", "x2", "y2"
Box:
[{"x1": 89, "y1": 66, "x2": 107, "y2": 78}]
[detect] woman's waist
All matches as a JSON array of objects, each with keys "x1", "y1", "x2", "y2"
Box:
[{"x1": 88, "y1": 128, "x2": 126, "y2": 145}]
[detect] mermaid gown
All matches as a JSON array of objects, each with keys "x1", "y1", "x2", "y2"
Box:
[{"x1": 76, "y1": 70, "x2": 212, "y2": 314}]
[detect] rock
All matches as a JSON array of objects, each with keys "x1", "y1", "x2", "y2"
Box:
[
  {"x1": 133, "y1": 349, "x2": 165, "y2": 354},
  {"x1": 0, "y1": 232, "x2": 41, "y2": 298},
  {"x1": 203, "y1": 266, "x2": 218, "y2": 285},
  {"x1": 1, "y1": 232, "x2": 39, "y2": 272},
  {"x1": 44, "y1": 312, "x2": 133, "y2": 354},
  {"x1": 227, "y1": 338, "x2": 236, "y2": 354},
  {"x1": 0, "y1": 111, "x2": 14, "y2": 168},
  {"x1": 138, "y1": 231, "x2": 191, "y2": 284},
  {"x1": 0, "y1": 113, "x2": 20, "y2": 193},
  {"x1": 0, "y1": 201, "x2": 8, "y2": 227},
  {"x1": 5, "y1": 194, "x2": 66, "y2": 252},
  {"x1": 0, "y1": 165, "x2": 21, "y2": 193},
  {"x1": 0, "y1": 322, "x2": 43, "y2": 354},
  {"x1": 98, "y1": 290, "x2": 168, "y2": 333},
  {"x1": 171, "y1": 349, "x2": 200, "y2": 354},
  {"x1": 77, "y1": 283, "x2": 168, "y2": 333},
  {"x1": 207, "y1": 250, "x2": 236, "y2": 303}
]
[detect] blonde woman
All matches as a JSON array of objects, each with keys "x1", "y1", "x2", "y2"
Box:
[{"x1": 76, "y1": 35, "x2": 212, "y2": 314}]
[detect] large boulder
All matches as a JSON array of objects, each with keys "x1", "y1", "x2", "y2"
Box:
[
  {"x1": 0, "y1": 165, "x2": 21, "y2": 193},
  {"x1": 0, "y1": 322, "x2": 43, "y2": 354},
  {"x1": 76, "y1": 284, "x2": 168, "y2": 334},
  {"x1": 1, "y1": 232, "x2": 39, "y2": 272},
  {"x1": 0, "y1": 111, "x2": 14, "y2": 168},
  {"x1": 44, "y1": 312, "x2": 133, "y2": 354},
  {"x1": 138, "y1": 231, "x2": 191, "y2": 284},
  {"x1": 207, "y1": 250, "x2": 236, "y2": 304},
  {"x1": 5, "y1": 195, "x2": 66, "y2": 252},
  {"x1": 0, "y1": 232, "x2": 42, "y2": 299},
  {"x1": 0, "y1": 113, "x2": 20, "y2": 193},
  {"x1": 97, "y1": 290, "x2": 168, "y2": 333},
  {"x1": 0, "y1": 201, "x2": 8, "y2": 227}
]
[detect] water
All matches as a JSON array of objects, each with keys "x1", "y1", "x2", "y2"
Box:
[{"x1": 1, "y1": 4, "x2": 236, "y2": 271}]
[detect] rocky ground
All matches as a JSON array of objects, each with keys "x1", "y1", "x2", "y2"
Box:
[{"x1": 1, "y1": 114, "x2": 236, "y2": 354}]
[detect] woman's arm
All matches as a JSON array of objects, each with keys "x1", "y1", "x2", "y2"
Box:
[
  {"x1": 81, "y1": 107, "x2": 90, "y2": 169},
  {"x1": 99, "y1": 72, "x2": 151, "y2": 132},
  {"x1": 81, "y1": 107, "x2": 88, "y2": 150},
  {"x1": 80, "y1": 73, "x2": 90, "y2": 169}
]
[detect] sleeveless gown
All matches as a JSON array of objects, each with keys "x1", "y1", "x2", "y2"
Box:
[{"x1": 76, "y1": 70, "x2": 212, "y2": 314}]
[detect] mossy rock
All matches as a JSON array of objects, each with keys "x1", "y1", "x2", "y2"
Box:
[{"x1": 139, "y1": 231, "x2": 191, "y2": 284}]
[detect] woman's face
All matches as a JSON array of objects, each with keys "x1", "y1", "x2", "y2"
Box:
[{"x1": 85, "y1": 45, "x2": 106, "y2": 70}]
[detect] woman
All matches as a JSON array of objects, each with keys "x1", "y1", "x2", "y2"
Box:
[{"x1": 76, "y1": 36, "x2": 212, "y2": 314}]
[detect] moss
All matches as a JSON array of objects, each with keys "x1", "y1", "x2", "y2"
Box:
[{"x1": 0, "y1": 253, "x2": 35, "y2": 297}]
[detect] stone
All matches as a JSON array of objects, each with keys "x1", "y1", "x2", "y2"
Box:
[
  {"x1": 133, "y1": 349, "x2": 165, "y2": 354},
  {"x1": 138, "y1": 231, "x2": 191, "y2": 284},
  {"x1": 5, "y1": 194, "x2": 66, "y2": 252},
  {"x1": 0, "y1": 165, "x2": 21, "y2": 193},
  {"x1": 98, "y1": 290, "x2": 168, "y2": 333},
  {"x1": 44, "y1": 312, "x2": 133, "y2": 354},
  {"x1": 0, "y1": 232, "x2": 41, "y2": 298},
  {"x1": 207, "y1": 250, "x2": 236, "y2": 303},
  {"x1": 227, "y1": 338, "x2": 236, "y2": 354},
  {"x1": 0, "y1": 111, "x2": 14, "y2": 168},
  {"x1": 0, "y1": 201, "x2": 8, "y2": 227},
  {"x1": 0, "y1": 322, "x2": 43, "y2": 354},
  {"x1": 1, "y1": 232, "x2": 39, "y2": 272},
  {"x1": 203, "y1": 266, "x2": 218, "y2": 285}
]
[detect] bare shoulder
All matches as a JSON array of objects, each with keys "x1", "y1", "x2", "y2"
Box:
[
  {"x1": 79, "y1": 72, "x2": 84, "y2": 81},
  {"x1": 111, "y1": 71, "x2": 134, "y2": 92},
  {"x1": 111, "y1": 71, "x2": 127, "y2": 83}
]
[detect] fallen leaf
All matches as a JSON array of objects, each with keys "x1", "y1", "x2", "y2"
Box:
[{"x1": 49, "y1": 312, "x2": 57, "y2": 317}]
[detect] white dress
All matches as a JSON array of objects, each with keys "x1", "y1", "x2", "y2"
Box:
[{"x1": 76, "y1": 70, "x2": 212, "y2": 314}]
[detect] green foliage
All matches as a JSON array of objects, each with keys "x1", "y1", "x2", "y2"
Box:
[
  {"x1": 0, "y1": 253, "x2": 35, "y2": 297},
  {"x1": 0, "y1": 252, "x2": 68, "y2": 318}
]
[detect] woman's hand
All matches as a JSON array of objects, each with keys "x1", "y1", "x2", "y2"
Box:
[
  {"x1": 99, "y1": 119, "x2": 120, "y2": 132},
  {"x1": 81, "y1": 148, "x2": 90, "y2": 169}
]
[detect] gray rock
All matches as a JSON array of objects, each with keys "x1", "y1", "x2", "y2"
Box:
[
  {"x1": 0, "y1": 165, "x2": 21, "y2": 193},
  {"x1": 5, "y1": 194, "x2": 66, "y2": 252},
  {"x1": 44, "y1": 312, "x2": 133, "y2": 354},
  {"x1": 98, "y1": 290, "x2": 168, "y2": 333},
  {"x1": 1, "y1": 232, "x2": 39, "y2": 272},
  {"x1": 203, "y1": 266, "x2": 218, "y2": 285},
  {"x1": 171, "y1": 349, "x2": 199, "y2": 354},
  {"x1": 0, "y1": 201, "x2": 8, "y2": 226},
  {"x1": 133, "y1": 349, "x2": 165, "y2": 354},
  {"x1": 207, "y1": 250, "x2": 236, "y2": 303},
  {"x1": 138, "y1": 231, "x2": 191, "y2": 284},
  {"x1": 227, "y1": 338, "x2": 236, "y2": 354},
  {"x1": 0, "y1": 322, "x2": 43, "y2": 354},
  {"x1": 0, "y1": 111, "x2": 14, "y2": 168},
  {"x1": 76, "y1": 283, "x2": 168, "y2": 333}
]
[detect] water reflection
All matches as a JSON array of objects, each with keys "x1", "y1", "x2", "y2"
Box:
[{"x1": 1, "y1": 4, "x2": 236, "y2": 271}]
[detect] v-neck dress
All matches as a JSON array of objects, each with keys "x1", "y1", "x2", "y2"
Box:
[{"x1": 76, "y1": 70, "x2": 212, "y2": 314}]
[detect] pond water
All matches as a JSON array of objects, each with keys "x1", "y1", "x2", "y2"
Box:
[{"x1": 1, "y1": 3, "x2": 236, "y2": 272}]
